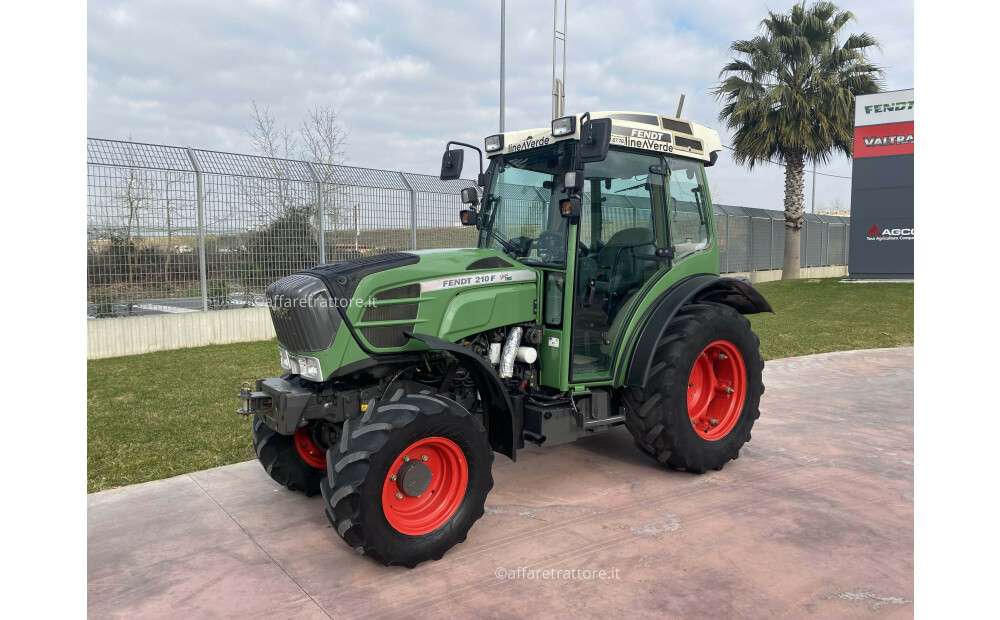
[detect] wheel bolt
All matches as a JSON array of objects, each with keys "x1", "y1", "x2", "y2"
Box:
[
  {"x1": 390, "y1": 474, "x2": 397, "y2": 481},
  {"x1": 403, "y1": 455, "x2": 410, "y2": 462},
  {"x1": 710, "y1": 419, "x2": 719, "y2": 426},
  {"x1": 395, "y1": 492, "x2": 403, "y2": 500},
  {"x1": 421, "y1": 455, "x2": 428, "y2": 462},
  {"x1": 725, "y1": 387, "x2": 734, "y2": 394},
  {"x1": 718, "y1": 353, "x2": 728, "y2": 360}
]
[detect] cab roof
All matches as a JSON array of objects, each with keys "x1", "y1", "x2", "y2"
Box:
[{"x1": 489, "y1": 111, "x2": 722, "y2": 164}]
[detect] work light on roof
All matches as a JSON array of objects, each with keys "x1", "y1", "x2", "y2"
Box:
[
  {"x1": 485, "y1": 134, "x2": 503, "y2": 152},
  {"x1": 551, "y1": 116, "x2": 576, "y2": 136}
]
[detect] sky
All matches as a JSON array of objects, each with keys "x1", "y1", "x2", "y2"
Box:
[{"x1": 87, "y1": 0, "x2": 914, "y2": 212}]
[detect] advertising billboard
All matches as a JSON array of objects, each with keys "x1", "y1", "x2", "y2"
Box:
[{"x1": 848, "y1": 89, "x2": 914, "y2": 279}]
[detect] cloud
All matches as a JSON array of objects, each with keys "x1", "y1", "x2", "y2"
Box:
[{"x1": 88, "y1": 0, "x2": 913, "y2": 210}]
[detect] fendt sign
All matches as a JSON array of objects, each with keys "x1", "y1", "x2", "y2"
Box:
[{"x1": 848, "y1": 89, "x2": 914, "y2": 279}]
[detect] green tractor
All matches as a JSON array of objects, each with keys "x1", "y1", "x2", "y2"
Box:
[{"x1": 238, "y1": 111, "x2": 773, "y2": 567}]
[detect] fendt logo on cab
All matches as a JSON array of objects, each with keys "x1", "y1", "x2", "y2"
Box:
[
  {"x1": 630, "y1": 128, "x2": 665, "y2": 140},
  {"x1": 866, "y1": 225, "x2": 914, "y2": 241}
]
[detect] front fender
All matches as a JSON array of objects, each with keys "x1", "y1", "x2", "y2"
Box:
[
  {"x1": 403, "y1": 331, "x2": 517, "y2": 461},
  {"x1": 620, "y1": 274, "x2": 773, "y2": 388}
]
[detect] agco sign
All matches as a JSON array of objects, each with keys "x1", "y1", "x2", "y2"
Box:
[{"x1": 866, "y1": 225, "x2": 914, "y2": 241}]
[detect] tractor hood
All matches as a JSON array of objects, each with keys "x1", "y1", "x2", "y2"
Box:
[{"x1": 267, "y1": 248, "x2": 539, "y2": 379}]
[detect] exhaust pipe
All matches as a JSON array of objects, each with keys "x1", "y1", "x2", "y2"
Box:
[
  {"x1": 522, "y1": 429, "x2": 546, "y2": 445},
  {"x1": 499, "y1": 326, "x2": 523, "y2": 378}
]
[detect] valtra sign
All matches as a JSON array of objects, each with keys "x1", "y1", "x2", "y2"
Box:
[{"x1": 854, "y1": 90, "x2": 914, "y2": 158}]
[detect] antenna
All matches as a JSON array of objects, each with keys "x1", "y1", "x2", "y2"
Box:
[
  {"x1": 500, "y1": 0, "x2": 506, "y2": 132},
  {"x1": 552, "y1": 0, "x2": 567, "y2": 119},
  {"x1": 676, "y1": 94, "x2": 686, "y2": 118}
]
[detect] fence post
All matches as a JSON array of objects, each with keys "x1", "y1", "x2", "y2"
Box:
[
  {"x1": 746, "y1": 213, "x2": 753, "y2": 274},
  {"x1": 307, "y1": 163, "x2": 325, "y2": 264},
  {"x1": 186, "y1": 147, "x2": 209, "y2": 311},
  {"x1": 825, "y1": 222, "x2": 831, "y2": 266},
  {"x1": 724, "y1": 213, "x2": 730, "y2": 273},
  {"x1": 768, "y1": 216, "x2": 774, "y2": 271},
  {"x1": 399, "y1": 172, "x2": 417, "y2": 250}
]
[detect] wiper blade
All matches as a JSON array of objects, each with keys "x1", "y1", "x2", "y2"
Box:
[
  {"x1": 615, "y1": 182, "x2": 646, "y2": 193},
  {"x1": 489, "y1": 229, "x2": 520, "y2": 256}
]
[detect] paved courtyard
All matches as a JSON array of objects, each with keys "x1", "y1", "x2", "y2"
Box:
[{"x1": 88, "y1": 347, "x2": 914, "y2": 618}]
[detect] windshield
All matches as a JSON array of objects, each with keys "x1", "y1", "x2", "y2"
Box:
[{"x1": 478, "y1": 144, "x2": 573, "y2": 266}]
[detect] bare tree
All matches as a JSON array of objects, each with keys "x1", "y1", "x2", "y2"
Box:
[{"x1": 300, "y1": 105, "x2": 350, "y2": 171}]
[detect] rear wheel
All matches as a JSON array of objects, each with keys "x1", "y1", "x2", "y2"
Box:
[
  {"x1": 252, "y1": 417, "x2": 326, "y2": 496},
  {"x1": 321, "y1": 393, "x2": 493, "y2": 567},
  {"x1": 622, "y1": 303, "x2": 764, "y2": 473}
]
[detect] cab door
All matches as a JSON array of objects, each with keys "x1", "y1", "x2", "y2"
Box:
[{"x1": 569, "y1": 150, "x2": 668, "y2": 382}]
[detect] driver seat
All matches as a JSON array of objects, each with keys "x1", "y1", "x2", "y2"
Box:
[{"x1": 594, "y1": 227, "x2": 655, "y2": 297}]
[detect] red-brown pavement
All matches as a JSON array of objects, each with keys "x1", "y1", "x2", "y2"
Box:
[{"x1": 88, "y1": 347, "x2": 914, "y2": 619}]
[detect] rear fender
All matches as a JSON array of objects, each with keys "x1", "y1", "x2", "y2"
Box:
[{"x1": 621, "y1": 275, "x2": 773, "y2": 388}]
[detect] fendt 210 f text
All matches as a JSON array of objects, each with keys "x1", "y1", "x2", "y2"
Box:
[{"x1": 237, "y1": 111, "x2": 773, "y2": 567}]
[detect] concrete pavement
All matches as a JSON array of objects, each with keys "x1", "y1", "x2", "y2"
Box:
[{"x1": 88, "y1": 347, "x2": 914, "y2": 619}]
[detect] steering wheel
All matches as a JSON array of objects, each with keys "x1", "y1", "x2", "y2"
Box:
[
  {"x1": 509, "y1": 236, "x2": 533, "y2": 257},
  {"x1": 535, "y1": 231, "x2": 566, "y2": 263}
]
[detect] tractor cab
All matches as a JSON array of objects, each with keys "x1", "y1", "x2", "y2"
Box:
[{"x1": 442, "y1": 111, "x2": 724, "y2": 386}]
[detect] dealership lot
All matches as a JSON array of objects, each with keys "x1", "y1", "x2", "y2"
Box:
[{"x1": 88, "y1": 347, "x2": 913, "y2": 618}]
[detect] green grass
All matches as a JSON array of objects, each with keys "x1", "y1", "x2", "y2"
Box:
[
  {"x1": 87, "y1": 277, "x2": 912, "y2": 493},
  {"x1": 748, "y1": 278, "x2": 913, "y2": 360}
]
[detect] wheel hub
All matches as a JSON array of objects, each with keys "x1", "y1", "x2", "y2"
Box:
[
  {"x1": 396, "y1": 459, "x2": 433, "y2": 497},
  {"x1": 381, "y1": 436, "x2": 468, "y2": 536},
  {"x1": 686, "y1": 340, "x2": 747, "y2": 441},
  {"x1": 293, "y1": 426, "x2": 328, "y2": 470}
]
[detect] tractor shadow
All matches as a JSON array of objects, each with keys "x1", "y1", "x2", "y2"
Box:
[{"x1": 564, "y1": 425, "x2": 691, "y2": 476}]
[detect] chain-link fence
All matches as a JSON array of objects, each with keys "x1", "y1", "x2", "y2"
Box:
[
  {"x1": 87, "y1": 138, "x2": 849, "y2": 320},
  {"x1": 714, "y1": 205, "x2": 850, "y2": 274}
]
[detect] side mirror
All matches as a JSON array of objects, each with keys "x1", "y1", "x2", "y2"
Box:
[
  {"x1": 459, "y1": 209, "x2": 479, "y2": 226},
  {"x1": 461, "y1": 187, "x2": 479, "y2": 206},
  {"x1": 563, "y1": 170, "x2": 585, "y2": 194},
  {"x1": 440, "y1": 149, "x2": 464, "y2": 180},
  {"x1": 579, "y1": 116, "x2": 612, "y2": 163}
]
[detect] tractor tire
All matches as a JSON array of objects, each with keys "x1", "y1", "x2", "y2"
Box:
[
  {"x1": 320, "y1": 393, "x2": 493, "y2": 568},
  {"x1": 252, "y1": 417, "x2": 326, "y2": 496},
  {"x1": 622, "y1": 302, "x2": 764, "y2": 473}
]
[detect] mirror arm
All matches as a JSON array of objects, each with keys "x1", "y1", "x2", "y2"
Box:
[{"x1": 446, "y1": 141, "x2": 485, "y2": 185}]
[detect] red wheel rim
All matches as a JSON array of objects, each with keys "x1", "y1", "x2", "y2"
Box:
[
  {"x1": 687, "y1": 340, "x2": 747, "y2": 441},
  {"x1": 293, "y1": 426, "x2": 327, "y2": 469},
  {"x1": 381, "y1": 437, "x2": 469, "y2": 536}
]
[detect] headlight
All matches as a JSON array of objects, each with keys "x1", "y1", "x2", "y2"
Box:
[
  {"x1": 485, "y1": 134, "x2": 503, "y2": 152},
  {"x1": 296, "y1": 355, "x2": 323, "y2": 381},
  {"x1": 279, "y1": 348, "x2": 291, "y2": 371},
  {"x1": 551, "y1": 116, "x2": 576, "y2": 136}
]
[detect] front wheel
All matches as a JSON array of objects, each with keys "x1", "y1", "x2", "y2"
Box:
[
  {"x1": 252, "y1": 417, "x2": 326, "y2": 496},
  {"x1": 622, "y1": 303, "x2": 764, "y2": 473},
  {"x1": 321, "y1": 393, "x2": 493, "y2": 567}
]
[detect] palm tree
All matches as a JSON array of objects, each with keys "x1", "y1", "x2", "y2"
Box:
[{"x1": 714, "y1": 1, "x2": 883, "y2": 278}]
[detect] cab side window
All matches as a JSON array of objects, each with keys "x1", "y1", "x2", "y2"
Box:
[{"x1": 668, "y1": 160, "x2": 712, "y2": 259}]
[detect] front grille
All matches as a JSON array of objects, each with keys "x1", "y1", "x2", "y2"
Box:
[
  {"x1": 266, "y1": 274, "x2": 342, "y2": 352},
  {"x1": 361, "y1": 303, "x2": 418, "y2": 323},
  {"x1": 361, "y1": 326, "x2": 412, "y2": 348},
  {"x1": 373, "y1": 284, "x2": 420, "y2": 301},
  {"x1": 360, "y1": 284, "x2": 419, "y2": 348}
]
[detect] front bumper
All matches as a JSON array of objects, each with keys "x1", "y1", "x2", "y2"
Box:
[{"x1": 237, "y1": 377, "x2": 362, "y2": 435}]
